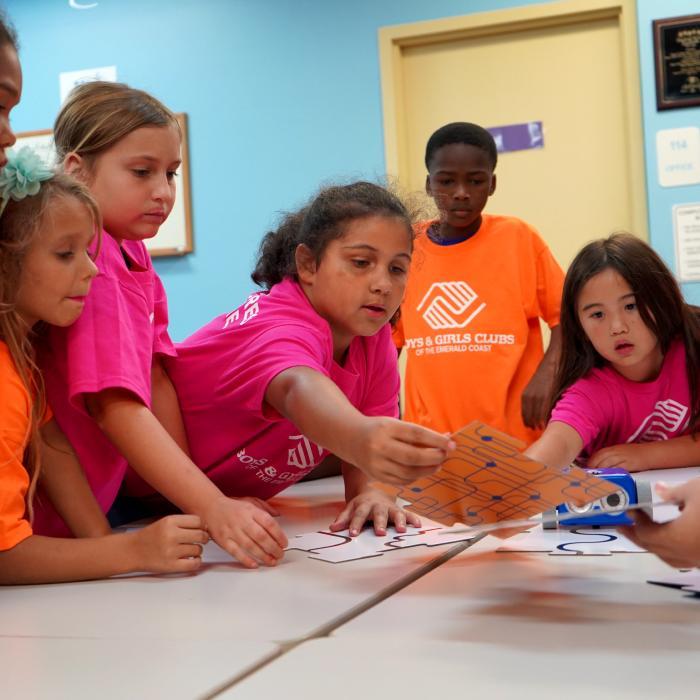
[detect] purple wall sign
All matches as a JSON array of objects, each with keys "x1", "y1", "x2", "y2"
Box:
[{"x1": 486, "y1": 121, "x2": 544, "y2": 154}]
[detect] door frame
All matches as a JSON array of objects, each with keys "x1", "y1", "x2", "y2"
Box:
[{"x1": 378, "y1": 0, "x2": 648, "y2": 238}]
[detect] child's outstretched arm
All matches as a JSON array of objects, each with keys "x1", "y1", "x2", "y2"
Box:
[
  {"x1": 521, "y1": 325, "x2": 562, "y2": 430},
  {"x1": 588, "y1": 435, "x2": 700, "y2": 472},
  {"x1": 523, "y1": 419, "x2": 583, "y2": 470},
  {"x1": 265, "y1": 366, "x2": 453, "y2": 485},
  {"x1": 0, "y1": 515, "x2": 208, "y2": 585},
  {"x1": 621, "y1": 479, "x2": 700, "y2": 567},
  {"x1": 85, "y1": 388, "x2": 288, "y2": 569}
]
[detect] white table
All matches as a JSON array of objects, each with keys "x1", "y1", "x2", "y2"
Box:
[
  {"x1": 0, "y1": 477, "x2": 470, "y2": 699},
  {"x1": 0, "y1": 638, "x2": 274, "y2": 700},
  {"x1": 4, "y1": 469, "x2": 699, "y2": 699}
]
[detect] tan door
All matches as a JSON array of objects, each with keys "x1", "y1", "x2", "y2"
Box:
[{"x1": 381, "y1": 0, "x2": 647, "y2": 270}]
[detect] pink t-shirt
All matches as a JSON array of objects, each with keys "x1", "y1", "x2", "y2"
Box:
[
  {"x1": 34, "y1": 233, "x2": 175, "y2": 536},
  {"x1": 550, "y1": 339, "x2": 691, "y2": 463},
  {"x1": 159, "y1": 277, "x2": 400, "y2": 500}
]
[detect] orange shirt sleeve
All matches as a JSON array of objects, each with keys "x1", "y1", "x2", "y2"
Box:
[{"x1": 0, "y1": 350, "x2": 33, "y2": 551}]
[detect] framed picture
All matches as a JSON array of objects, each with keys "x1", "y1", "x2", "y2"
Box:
[
  {"x1": 12, "y1": 113, "x2": 194, "y2": 257},
  {"x1": 653, "y1": 14, "x2": 700, "y2": 110}
]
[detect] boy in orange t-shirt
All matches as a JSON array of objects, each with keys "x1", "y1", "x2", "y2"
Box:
[{"x1": 394, "y1": 122, "x2": 564, "y2": 444}]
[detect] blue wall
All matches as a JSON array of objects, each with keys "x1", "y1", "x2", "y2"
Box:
[
  {"x1": 6, "y1": 0, "x2": 699, "y2": 336},
  {"x1": 3, "y1": 0, "x2": 551, "y2": 339},
  {"x1": 636, "y1": 0, "x2": 700, "y2": 305}
]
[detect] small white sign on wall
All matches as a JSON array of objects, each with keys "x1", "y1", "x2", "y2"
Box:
[
  {"x1": 674, "y1": 203, "x2": 700, "y2": 282},
  {"x1": 59, "y1": 65, "x2": 117, "y2": 104},
  {"x1": 656, "y1": 127, "x2": 700, "y2": 187}
]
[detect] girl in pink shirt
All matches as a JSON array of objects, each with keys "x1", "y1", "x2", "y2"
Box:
[
  {"x1": 0, "y1": 138, "x2": 206, "y2": 582},
  {"x1": 525, "y1": 233, "x2": 700, "y2": 474},
  {"x1": 167, "y1": 182, "x2": 455, "y2": 539},
  {"x1": 38, "y1": 81, "x2": 286, "y2": 569}
]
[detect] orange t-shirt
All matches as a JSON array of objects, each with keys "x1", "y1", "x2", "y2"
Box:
[
  {"x1": 394, "y1": 216, "x2": 564, "y2": 444},
  {"x1": 0, "y1": 341, "x2": 34, "y2": 550}
]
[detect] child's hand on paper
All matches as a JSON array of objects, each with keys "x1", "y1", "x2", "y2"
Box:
[
  {"x1": 202, "y1": 496, "x2": 288, "y2": 569},
  {"x1": 352, "y1": 417, "x2": 455, "y2": 486},
  {"x1": 329, "y1": 487, "x2": 420, "y2": 537},
  {"x1": 130, "y1": 514, "x2": 209, "y2": 573},
  {"x1": 620, "y1": 478, "x2": 700, "y2": 568}
]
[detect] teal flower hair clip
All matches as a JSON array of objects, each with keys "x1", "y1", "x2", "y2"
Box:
[{"x1": 0, "y1": 146, "x2": 54, "y2": 216}]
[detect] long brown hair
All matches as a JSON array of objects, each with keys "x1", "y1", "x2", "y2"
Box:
[
  {"x1": 551, "y1": 233, "x2": 700, "y2": 433},
  {"x1": 0, "y1": 175, "x2": 101, "y2": 520}
]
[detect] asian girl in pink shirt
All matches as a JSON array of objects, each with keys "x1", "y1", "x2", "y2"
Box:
[
  {"x1": 525, "y1": 233, "x2": 700, "y2": 473},
  {"x1": 524, "y1": 233, "x2": 700, "y2": 569}
]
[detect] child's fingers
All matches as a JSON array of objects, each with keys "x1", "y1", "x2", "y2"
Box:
[
  {"x1": 388, "y1": 507, "x2": 405, "y2": 533},
  {"x1": 223, "y1": 539, "x2": 259, "y2": 569},
  {"x1": 387, "y1": 442, "x2": 451, "y2": 468},
  {"x1": 168, "y1": 556, "x2": 203, "y2": 573},
  {"x1": 349, "y1": 503, "x2": 373, "y2": 537},
  {"x1": 235, "y1": 531, "x2": 280, "y2": 567},
  {"x1": 246, "y1": 521, "x2": 287, "y2": 559},
  {"x1": 405, "y1": 510, "x2": 421, "y2": 528},
  {"x1": 399, "y1": 423, "x2": 456, "y2": 451},
  {"x1": 655, "y1": 481, "x2": 684, "y2": 504},
  {"x1": 329, "y1": 504, "x2": 353, "y2": 532},
  {"x1": 253, "y1": 514, "x2": 289, "y2": 550},
  {"x1": 171, "y1": 527, "x2": 209, "y2": 547},
  {"x1": 192, "y1": 529, "x2": 210, "y2": 545},
  {"x1": 371, "y1": 505, "x2": 389, "y2": 535},
  {"x1": 176, "y1": 543, "x2": 205, "y2": 559}
]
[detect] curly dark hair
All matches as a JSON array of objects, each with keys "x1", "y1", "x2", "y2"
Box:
[{"x1": 251, "y1": 181, "x2": 414, "y2": 289}]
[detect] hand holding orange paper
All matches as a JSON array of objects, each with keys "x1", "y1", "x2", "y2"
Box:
[{"x1": 378, "y1": 421, "x2": 619, "y2": 527}]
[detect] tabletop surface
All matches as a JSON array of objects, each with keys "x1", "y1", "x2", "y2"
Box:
[{"x1": 4, "y1": 468, "x2": 699, "y2": 699}]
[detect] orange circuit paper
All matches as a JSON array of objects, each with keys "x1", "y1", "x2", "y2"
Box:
[{"x1": 381, "y1": 421, "x2": 619, "y2": 527}]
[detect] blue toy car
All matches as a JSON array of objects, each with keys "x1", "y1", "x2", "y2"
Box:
[{"x1": 543, "y1": 467, "x2": 652, "y2": 528}]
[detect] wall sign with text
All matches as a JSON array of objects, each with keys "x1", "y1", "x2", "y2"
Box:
[{"x1": 653, "y1": 14, "x2": 700, "y2": 110}]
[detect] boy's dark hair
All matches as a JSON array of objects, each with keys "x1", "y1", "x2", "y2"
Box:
[
  {"x1": 251, "y1": 181, "x2": 413, "y2": 289},
  {"x1": 425, "y1": 122, "x2": 497, "y2": 171},
  {"x1": 0, "y1": 11, "x2": 18, "y2": 50},
  {"x1": 551, "y1": 233, "x2": 700, "y2": 433}
]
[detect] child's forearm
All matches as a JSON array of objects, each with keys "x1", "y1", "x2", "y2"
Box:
[
  {"x1": 266, "y1": 367, "x2": 451, "y2": 487},
  {"x1": 39, "y1": 419, "x2": 111, "y2": 538},
  {"x1": 86, "y1": 389, "x2": 223, "y2": 516},
  {"x1": 523, "y1": 421, "x2": 583, "y2": 469},
  {"x1": 151, "y1": 358, "x2": 191, "y2": 455},
  {"x1": 0, "y1": 532, "x2": 142, "y2": 585},
  {"x1": 341, "y1": 462, "x2": 371, "y2": 501},
  {"x1": 265, "y1": 367, "x2": 368, "y2": 465},
  {"x1": 539, "y1": 324, "x2": 562, "y2": 373}
]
